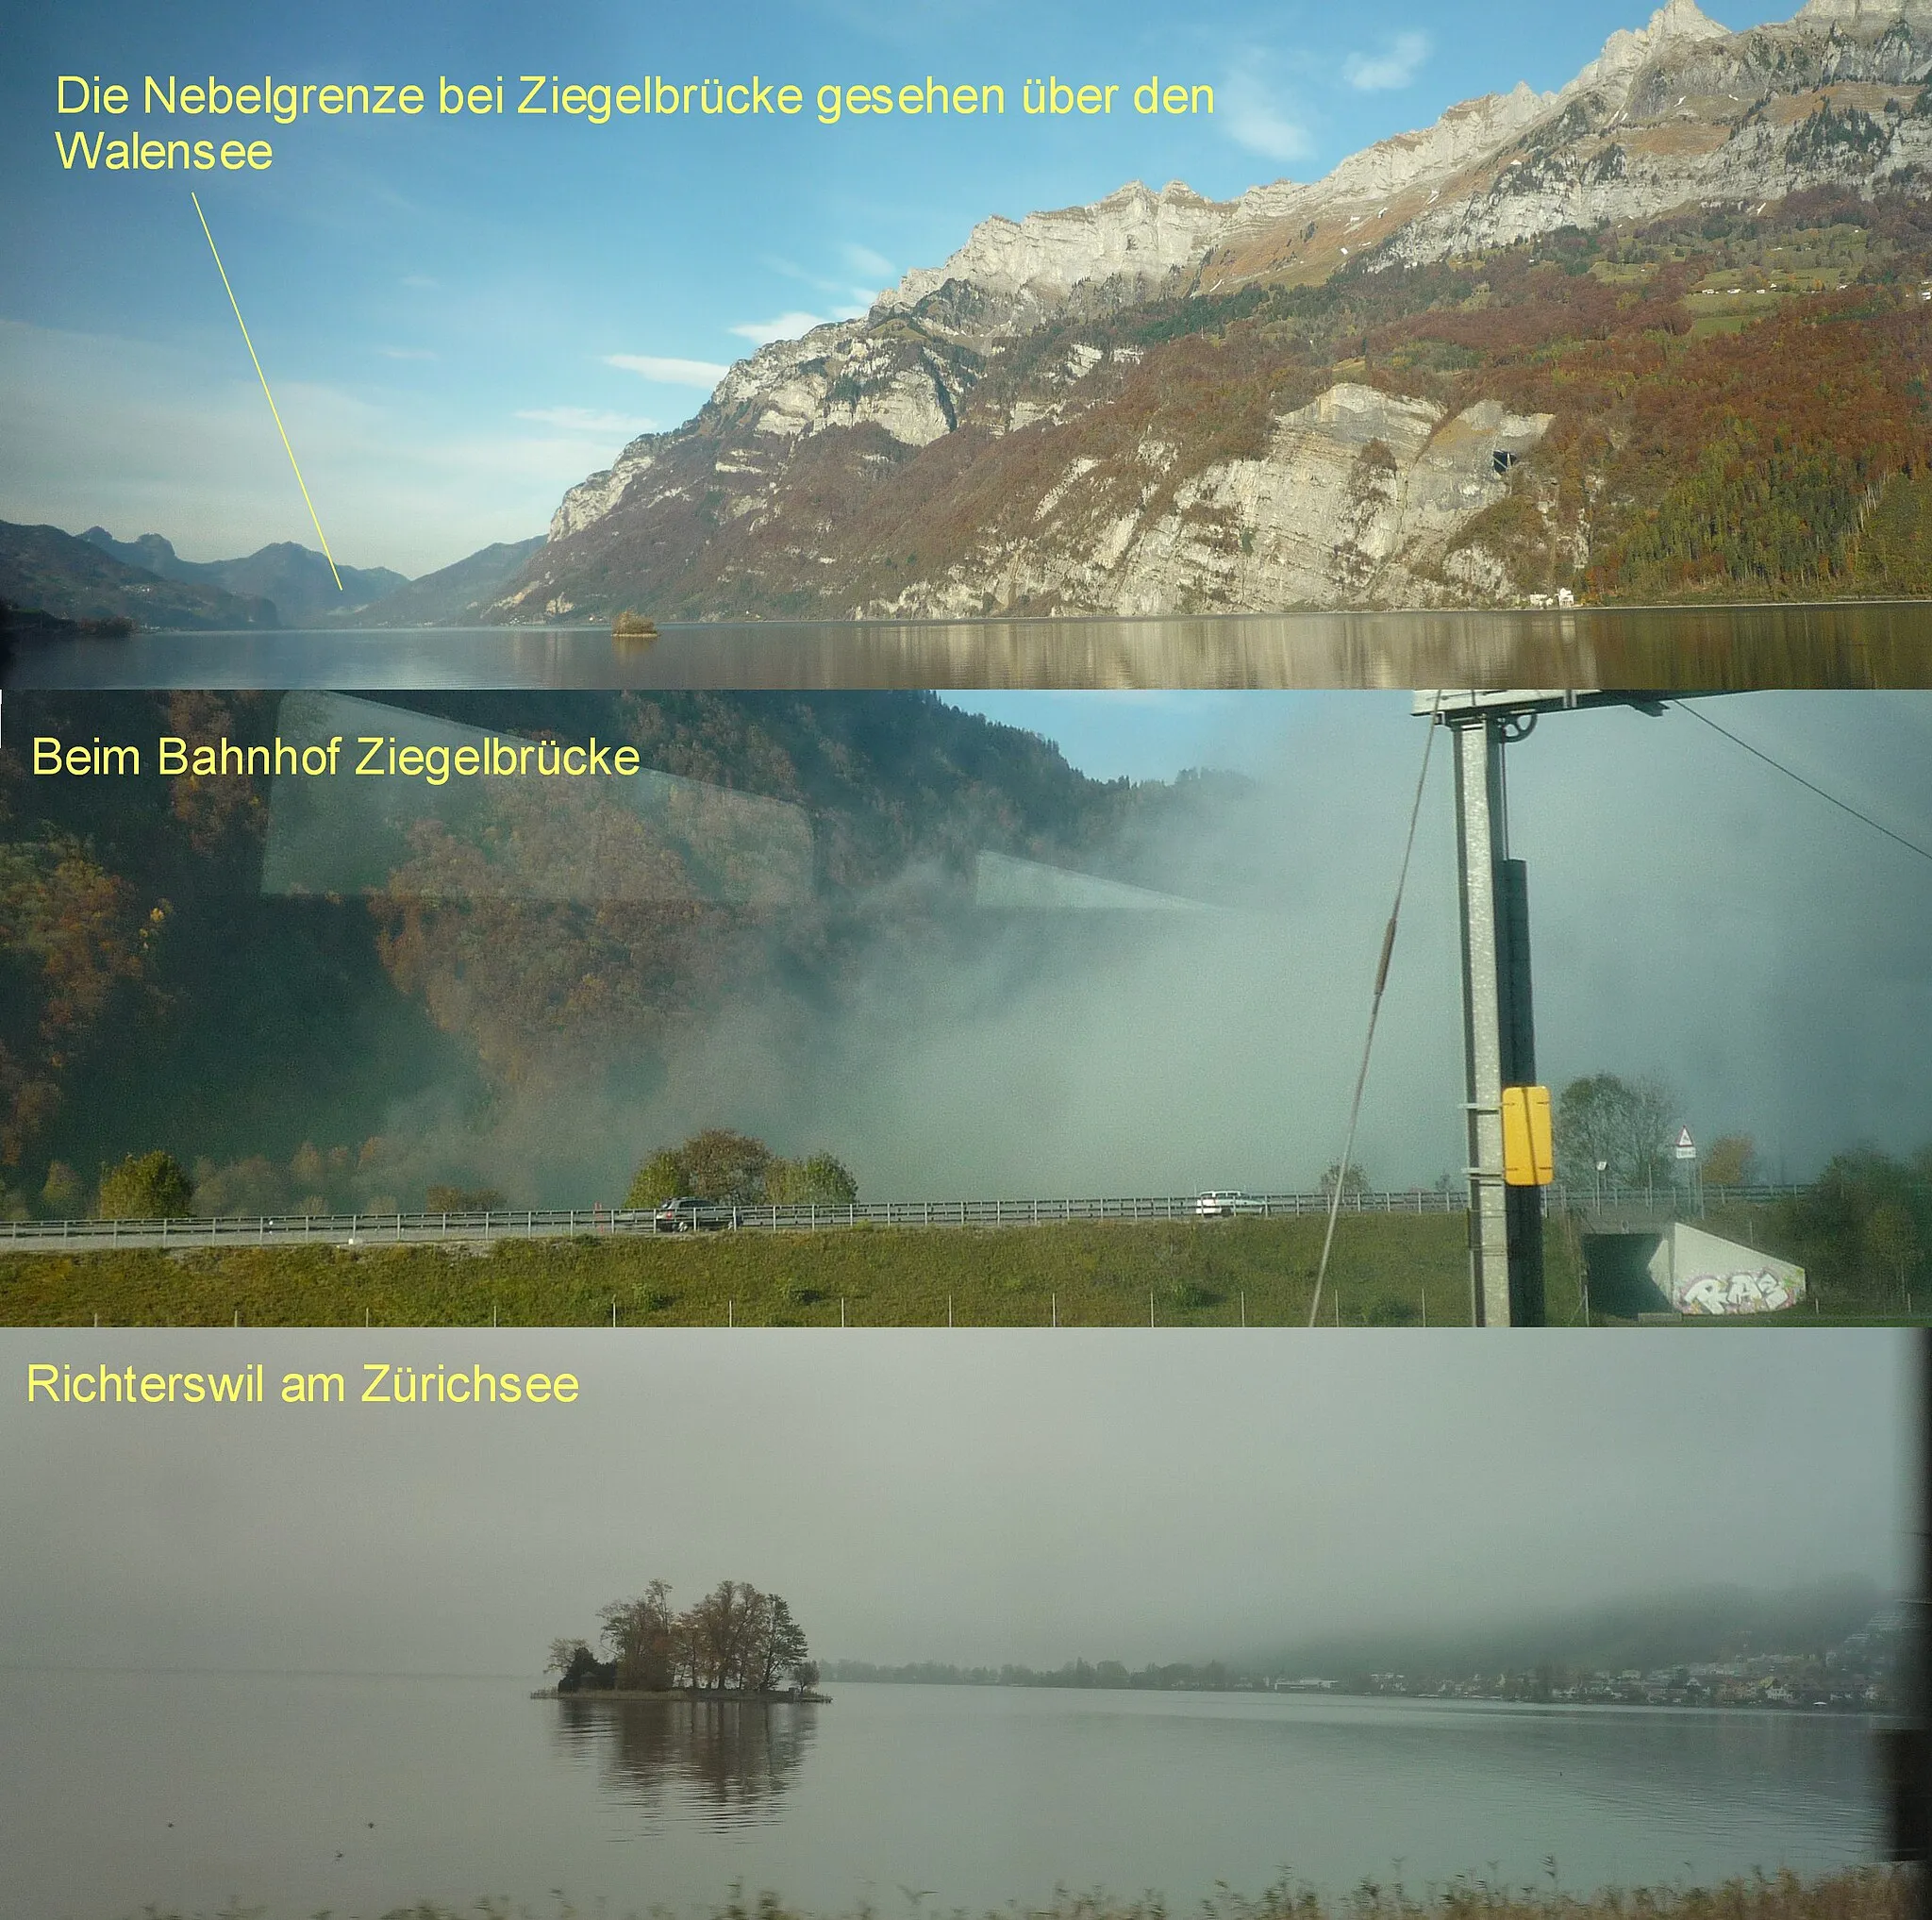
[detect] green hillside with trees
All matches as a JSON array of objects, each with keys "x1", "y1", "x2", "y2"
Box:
[{"x1": 1187, "y1": 192, "x2": 1932, "y2": 604}]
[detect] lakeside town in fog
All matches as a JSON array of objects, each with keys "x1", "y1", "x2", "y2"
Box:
[{"x1": 825, "y1": 1608, "x2": 1904, "y2": 1712}]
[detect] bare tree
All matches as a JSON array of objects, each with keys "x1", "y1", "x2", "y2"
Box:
[
  {"x1": 1555, "y1": 1074, "x2": 1678, "y2": 1191},
  {"x1": 546, "y1": 1636, "x2": 590, "y2": 1678},
  {"x1": 600, "y1": 1578, "x2": 678, "y2": 1690}
]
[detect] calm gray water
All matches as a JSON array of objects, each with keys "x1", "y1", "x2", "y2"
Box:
[
  {"x1": 0, "y1": 1670, "x2": 1878, "y2": 1920},
  {"x1": 7, "y1": 604, "x2": 1931, "y2": 688}
]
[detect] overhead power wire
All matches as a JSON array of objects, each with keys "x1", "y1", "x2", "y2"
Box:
[
  {"x1": 1308, "y1": 692, "x2": 1442, "y2": 1328},
  {"x1": 191, "y1": 192, "x2": 343, "y2": 592},
  {"x1": 1675, "y1": 701, "x2": 1932, "y2": 866}
]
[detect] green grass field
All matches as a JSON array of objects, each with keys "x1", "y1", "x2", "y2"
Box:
[
  {"x1": 0, "y1": 1205, "x2": 1870, "y2": 1321},
  {"x1": 1, "y1": 1206, "x2": 1880, "y2": 1329},
  {"x1": 2, "y1": 1213, "x2": 1508, "y2": 1327}
]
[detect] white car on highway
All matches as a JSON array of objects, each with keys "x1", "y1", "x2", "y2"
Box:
[{"x1": 1192, "y1": 1191, "x2": 1254, "y2": 1218}]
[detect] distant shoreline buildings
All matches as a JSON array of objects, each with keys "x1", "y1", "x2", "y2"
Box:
[{"x1": 824, "y1": 1611, "x2": 1901, "y2": 1713}]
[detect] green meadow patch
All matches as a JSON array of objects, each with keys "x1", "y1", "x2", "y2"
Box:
[{"x1": 1, "y1": 1214, "x2": 1508, "y2": 1327}]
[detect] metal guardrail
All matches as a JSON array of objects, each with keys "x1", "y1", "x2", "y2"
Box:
[{"x1": 0, "y1": 1184, "x2": 1812, "y2": 1254}]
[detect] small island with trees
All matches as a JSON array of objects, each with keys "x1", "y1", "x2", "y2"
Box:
[{"x1": 541, "y1": 1579, "x2": 825, "y2": 1701}]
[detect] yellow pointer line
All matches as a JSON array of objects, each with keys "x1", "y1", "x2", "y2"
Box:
[{"x1": 190, "y1": 191, "x2": 342, "y2": 592}]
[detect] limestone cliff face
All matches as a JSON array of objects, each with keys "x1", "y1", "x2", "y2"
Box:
[
  {"x1": 1362, "y1": 2, "x2": 1932, "y2": 271},
  {"x1": 551, "y1": 448, "x2": 658, "y2": 543},
  {"x1": 708, "y1": 326, "x2": 969, "y2": 443},
  {"x1": 1796, "y1": 0, "x2": 1932, "y2": 23},
  {"x1": 878, "y1": 181, "x2": 1240, "y2": 337},
  {"x1": 1202, "y1": 0, "x2": 1932, "y2": 288},
  {"x1": 503, "y1": 0, "x2": 1932, "y2": 622},
  {"x1": 543, "y1": 315, "x2": 988, "y2": 542},
  {"x1": 861, "y1": 386, "x2": 1555, "y2": 618}
]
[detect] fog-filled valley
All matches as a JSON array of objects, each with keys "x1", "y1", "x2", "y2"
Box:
[{"x1": 3, "y1": 689, "x2": 1927, "y2": 1214}]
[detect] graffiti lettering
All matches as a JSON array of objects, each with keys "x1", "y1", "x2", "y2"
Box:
[{"x1": 1674, "y1": 1269, "x2": 1799, "y2": 1315}]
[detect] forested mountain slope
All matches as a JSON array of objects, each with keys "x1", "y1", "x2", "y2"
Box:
[{"x1": 492, "y1": 0, "x2": 1932, "y2": 620}]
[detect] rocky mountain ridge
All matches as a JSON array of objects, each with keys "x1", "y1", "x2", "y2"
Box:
[
  {"x1": 321, "y1": 536, "x2": 545, "y2": 626},
  {"x1": 1, "y1": 526, "x2": 548, "y2": 633},
  {"x1": 79, "y1": 527, "x2": 406, "y2": 623},
  {"x1": 500, "y1": 0, "x2": 1932, "y2": 621},
  {"x1": 0, "y1": 522, "x2": 279, "y2": 630}
]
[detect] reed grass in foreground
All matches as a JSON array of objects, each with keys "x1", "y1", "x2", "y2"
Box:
[{"x1": 116, "y1": 1864, "x2": 1913, "y2": 1920}]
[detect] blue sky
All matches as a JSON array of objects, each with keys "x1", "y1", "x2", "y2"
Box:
[
  {"x1": 7, "y1": 0, "x2": 1801, "y2": 574},
  {"x1": 945, "y1": 691, "x2": 1302, "y2": 779}
]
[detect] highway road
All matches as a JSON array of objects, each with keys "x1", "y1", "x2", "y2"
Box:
[{"x1": 0, "y1": 1185, "x2": 1809, "y2": 1255}]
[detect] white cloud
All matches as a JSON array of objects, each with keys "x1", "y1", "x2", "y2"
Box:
[
  {"x1": 515, "y1": 406, "x2": 658, "y2": 435},
  {"x1": 1222, "y1": 69, "x2": 1314, "y2": 164},
  {"x1": 762, "y1": 256, "x2": 830, "y2": 290},
  {"x1": 757, "y1": 254, "x2": 886, "y2": 319},
  {"x1": 602, "y1": 352, "x2": 729, "y2": 387},
  {"x1": 1344, "y1": 31, "x2": 1430, "y2": 92},
  {"x1": 378, "y1": 346, "x2": 437, "y2": 361},
  {"x1": 400, "y1": 274, "x2": 438, "y2": 289},
  {"x1": 769, "y1": 254, "x2": 883, "y2": 303},
  {"x1": 727, "y1": 310, "x2": 831, "y2": 345}
]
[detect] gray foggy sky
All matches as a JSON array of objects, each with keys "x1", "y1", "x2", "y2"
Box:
[
  {"x1": 1242, "y1": 691, "x2": 1932, "y2": 1186},
  {"x1": 598, "y1": 690, "x2": 1932, "y2": 1199},
  {"x1": 1, "y1": 1329, "x2": 1908, "y2": 1678}
]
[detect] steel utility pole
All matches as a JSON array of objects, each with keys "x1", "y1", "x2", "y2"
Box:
[{"x1": 1418, "y1": 691, "x2": 1668, "y2": 1327}]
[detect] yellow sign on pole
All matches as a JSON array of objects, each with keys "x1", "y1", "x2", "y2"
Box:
[{"x1": 1501, "y1": 1084, "x2": 1554, "y2": 1186}]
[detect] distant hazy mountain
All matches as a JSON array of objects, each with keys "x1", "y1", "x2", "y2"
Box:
[
  {"x1": 80, "y1": 527, "x2": 406, "y2": 624},
  {"x1": 1250, "y1": 1578, "x2": 1889, "y2": 1680},
  {"x1": 0, "y1": 521, "x2": 277, "y2": 629},
  {"x1": 330, "y1": 535, "x2": 545, "y2": 626}
]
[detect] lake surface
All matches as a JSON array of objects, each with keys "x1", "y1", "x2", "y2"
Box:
[
  {"x1": 0, "y1": 1670, "x2": 1880, "y2": 1920},
  {"x1": 7, "y1": 603, "x2": 1932, "y2": 688}
]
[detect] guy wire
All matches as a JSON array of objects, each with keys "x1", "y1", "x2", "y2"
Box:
[{"x1": 1308, "y1": 692, "x2": 1443, "y2": 1327}]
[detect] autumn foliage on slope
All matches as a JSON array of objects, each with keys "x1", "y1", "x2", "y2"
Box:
[{"x1": 0, "y1": 692, "x2": 1190, "y2": 1215}]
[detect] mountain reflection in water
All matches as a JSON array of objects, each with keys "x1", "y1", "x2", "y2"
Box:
[
  {"x1": 8, "y1": 603, "x2": 1930, "y2": 689},
  {"x1": 550, "y1": 1695, "x2": 819, "y2": 1823}
]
